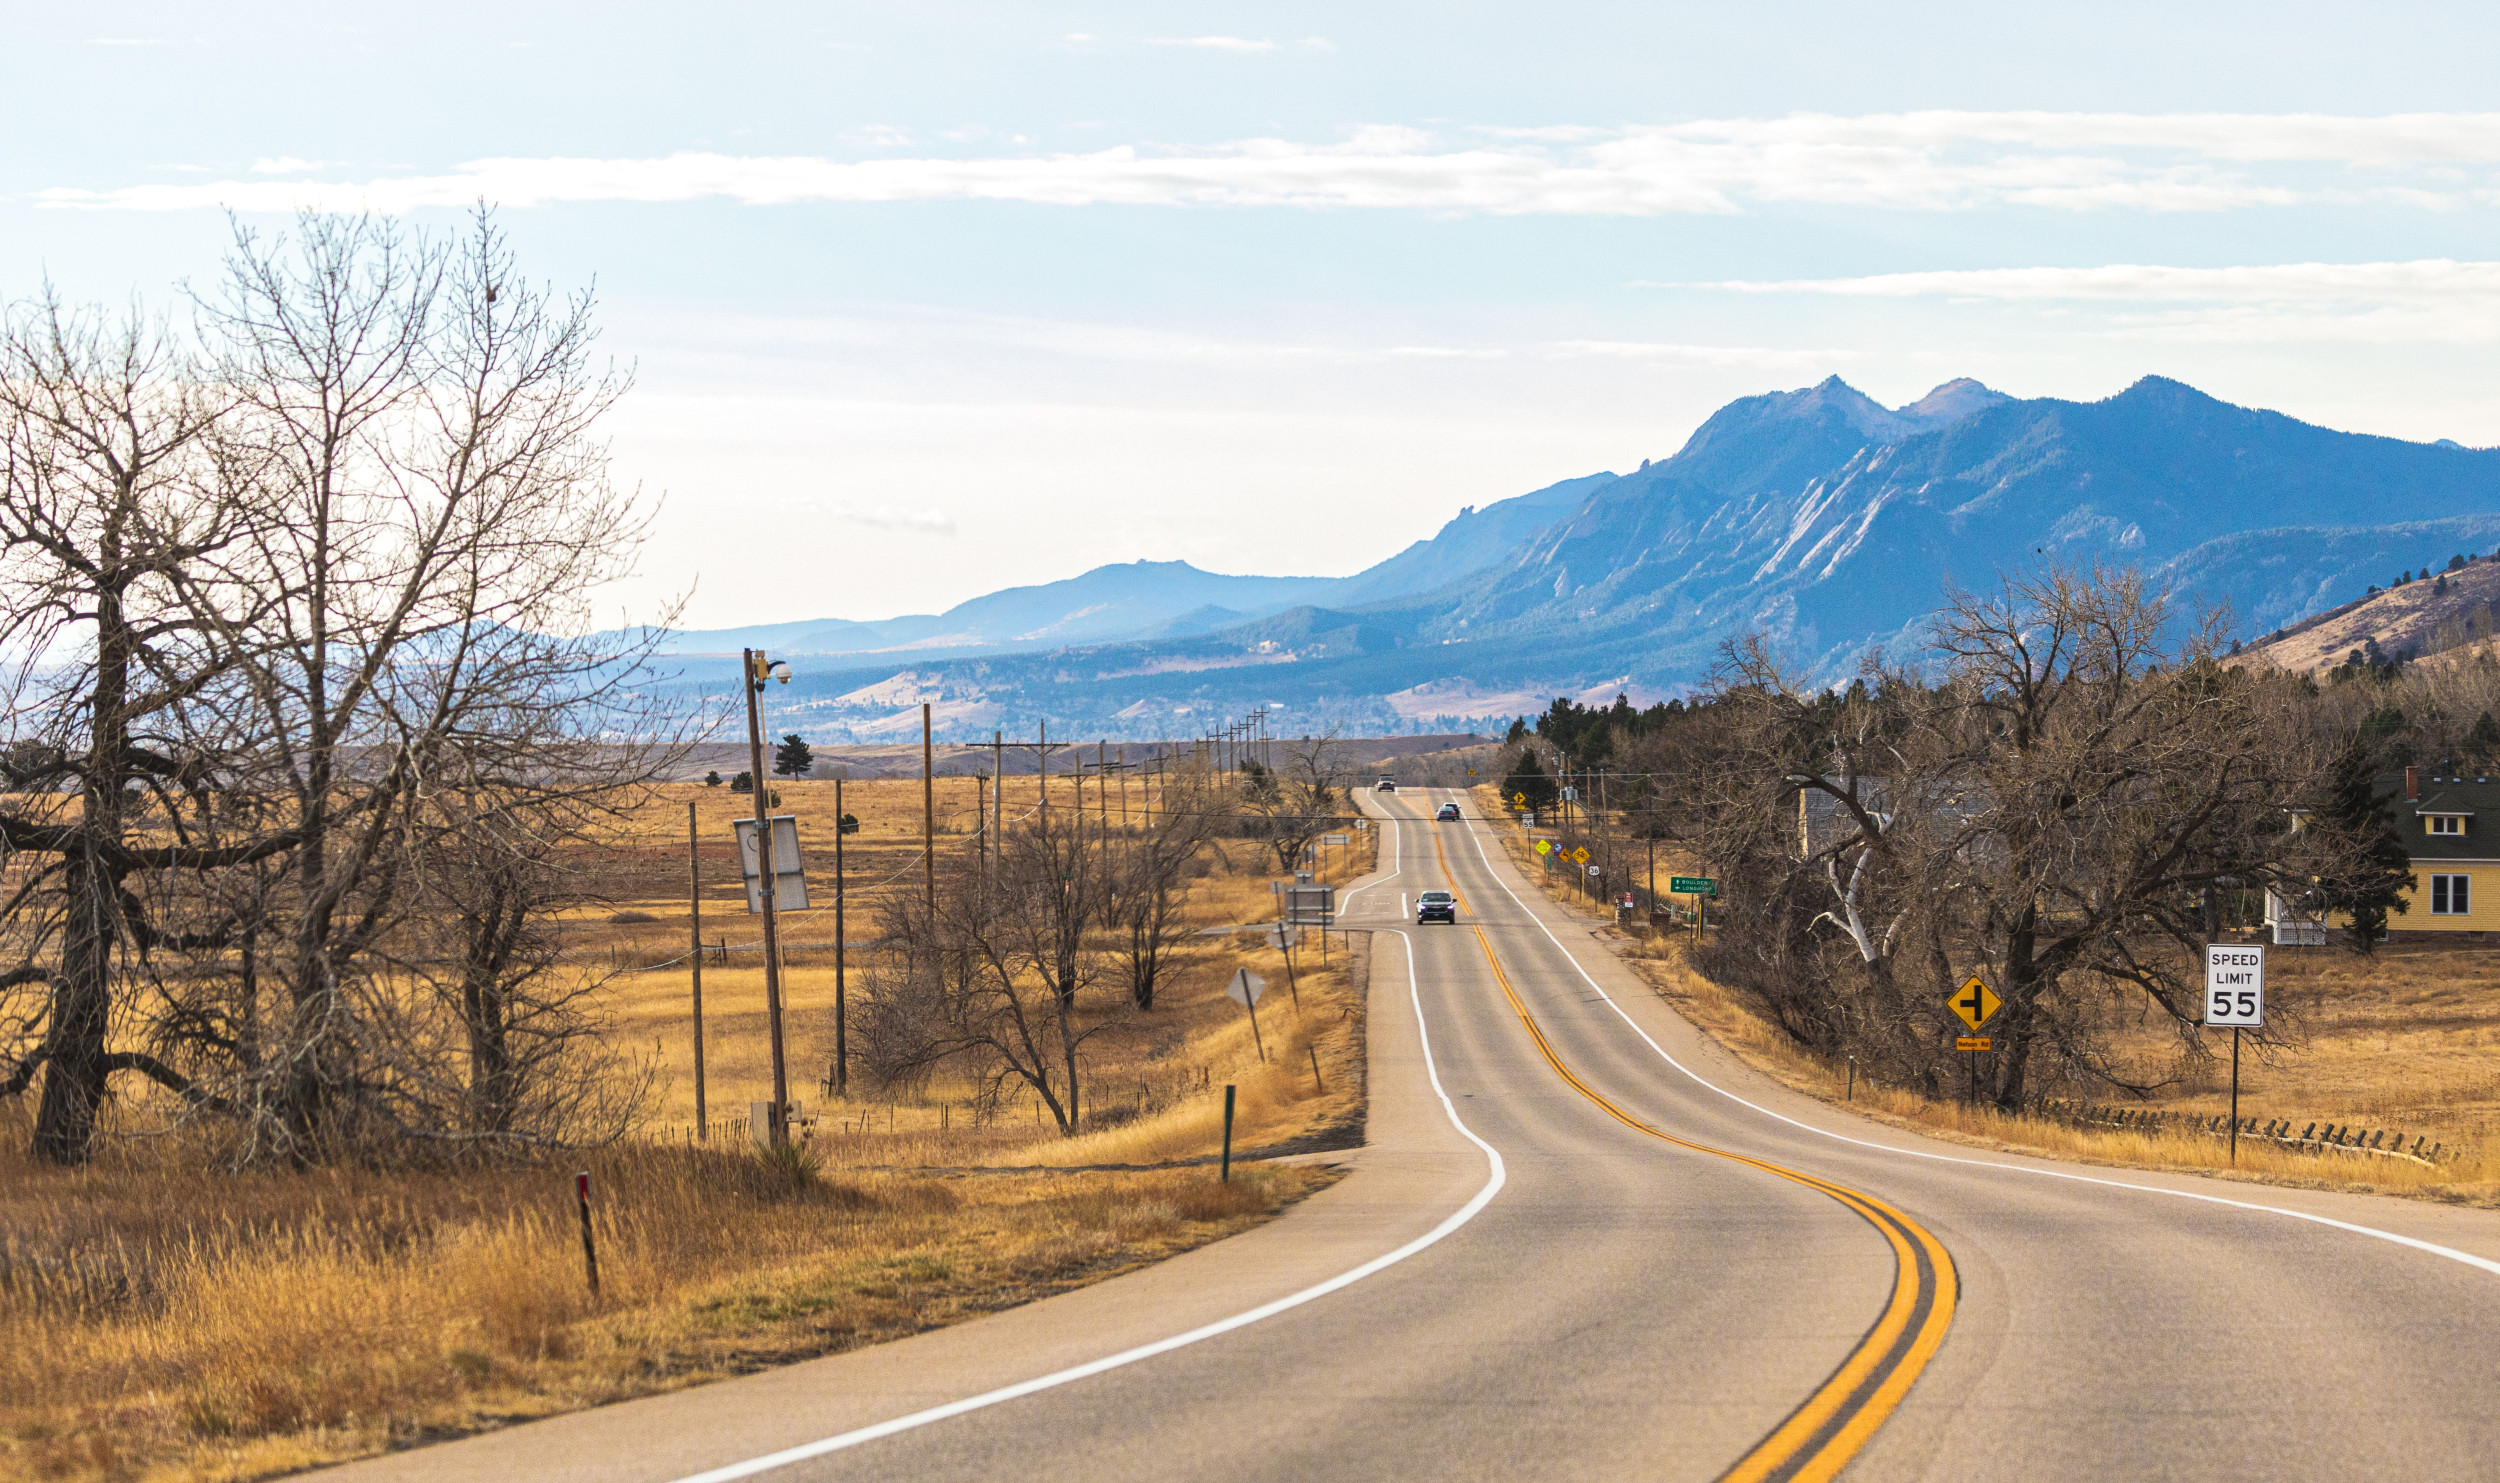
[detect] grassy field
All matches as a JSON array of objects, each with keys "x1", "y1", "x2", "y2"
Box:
[
  {"x1": 1466, "y1": 785, "x2": 2500, "y2": 1205},
  {"x1": 0, "y1": 778, "x2": 1377, "y2": 1483}
]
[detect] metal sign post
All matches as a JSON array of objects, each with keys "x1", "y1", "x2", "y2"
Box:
[
  {"x1": 1670, "y1": 875, "x2": 1717, "y2": 933},
  {"x1": 1226, "y1": 968, "x2": 1269, "y2": 1061},
  {"x1": 2204, "y1": 944, "x2": 2266, "y2": 1164},
  {"x1": 1949, "y1": 975, "x2": 2001, "y2": 1108}
]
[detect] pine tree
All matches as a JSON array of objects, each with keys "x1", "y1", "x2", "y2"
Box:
[
  {"x1": 2466, "y1": 712, "x2": 2500, "y2": 770},
  {"x1": 1501, "y1": 749, "x2": 1559, "y2": 812},
  {"x1": 2318, "y1": 736, "x2": 2413, "y2": 954},
  {"x1": 730, "y1": 770, "x2": 753, "y2": 794},
  {"x1": 704, "y1": 770, "x2": 723, "y2": 787},
  {"x1": 773, "y1": 732, "x2": 814, "y2": 778}
]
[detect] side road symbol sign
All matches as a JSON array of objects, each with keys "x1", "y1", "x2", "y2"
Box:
[{"x1": 1949, "y1": 976, "x2": 2000, "y2": 1032}]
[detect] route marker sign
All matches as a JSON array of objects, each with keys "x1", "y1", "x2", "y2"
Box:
[
  {"x1": 1956, "y1": 1036, "x2": 1993, "y2": 1052},
  {"x1": 1949, "y1": 976, "x2": 2000, "y2": 1032},
  {"x1": 1534, "y1": 838, "x2": 1552, "y2": 856},
  {"x1": 2203, "y1": 944, "x2": 2265, "y2": 1026},
  {"x1": 1669, "y1": 875, "x2": 1718, "y2": 897},
  {"x1": 1586, "y1": 864, "x2": 1601, "y2": 876}
]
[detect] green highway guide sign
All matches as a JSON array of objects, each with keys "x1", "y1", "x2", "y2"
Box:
[{"x1": 1669, "y1": 876, "x2": 1718, "y2": 897}]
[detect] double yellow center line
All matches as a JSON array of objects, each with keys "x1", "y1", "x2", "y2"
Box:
[{"x1": 1429, "y1": 822, "x2": 1956, "y2": 1483}]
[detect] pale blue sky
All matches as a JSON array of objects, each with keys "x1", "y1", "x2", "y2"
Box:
[{"x1": 12, "y1": 3, "x2": 2500, "y2": 625}]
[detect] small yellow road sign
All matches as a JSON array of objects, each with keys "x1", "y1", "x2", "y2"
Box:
[
  {"x1": 1571, "y1": 846, "x2": 1590, "y2": 864},
  {"x1": 1513, "y1": 792, "x2": 1527, "y2": 806},
  {"x1": 1949, "y1": 976, "x2": 2000, "y2": 1032},
  {"x1": 1956, "y1": 1036, "x2": 1993, "y2": 1052},
  {"x1": 1534, "y1": 839, "x2": 1552, "y2": 855}
]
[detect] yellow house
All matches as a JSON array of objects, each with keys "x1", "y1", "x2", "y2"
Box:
[{"x1": 2386, "y1": 768, "x2": 2500, "y2": 934}]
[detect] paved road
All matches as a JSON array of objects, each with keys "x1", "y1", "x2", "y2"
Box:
[{"x1": 330, "y1": 788, "x2": 2500, "y2": 1483}]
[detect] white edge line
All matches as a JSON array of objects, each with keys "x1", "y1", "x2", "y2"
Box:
[
  {"x1": 1456, "y1": 820, "x2": 2500, "y2": 1281},
  {"x1": 668, "y1": 842, "x2": 1503, "y2": 1483}
]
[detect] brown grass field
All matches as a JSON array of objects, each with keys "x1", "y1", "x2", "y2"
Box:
[
  {"x1": 0, "y1": 778, "x2": 1376, "y2": 1483},
  {"x1": 1467, "y1": 784, "x2": 2500, "y2": 1205}
]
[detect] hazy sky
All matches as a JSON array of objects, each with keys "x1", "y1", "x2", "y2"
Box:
[{"x1": 13, "y1": 3, "x2": 2500, "y2": 627}]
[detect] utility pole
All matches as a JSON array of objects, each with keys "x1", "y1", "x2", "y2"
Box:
[
  {"x1": 993, "y1": 729, "x2": 1004, "y2": 849},
  {"x1": 922, "y1": 701, "x2": 936, "y2": 910},
  {"x1": 833, "y1": 772, "x2": 847, "y2": 1096},
  {"x1": 1098, "y1": 740, "x2": 1109, "y2": 830},
  {"x1": 688, "y1": 799, "x2": 706, "y2": 1139},
  {"x1": 741, "y1": 648, "x2": 790, "y2": 1146}
]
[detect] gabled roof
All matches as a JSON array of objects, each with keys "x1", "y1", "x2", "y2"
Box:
[{"x1": 2383, "y1": 772, "x2": 2500, "y2": 861}]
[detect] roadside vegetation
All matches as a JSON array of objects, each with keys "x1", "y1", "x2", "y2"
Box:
[
  {"x1": 0, "y1": 208, "x2": 1382, "y2": 1483},
  {"x1": 1468, "y1": 564, "x2": 2500, "y2": 1203},
  {"x1": 0, "y1": 764, "x2": 1374, "y2": 1482}
]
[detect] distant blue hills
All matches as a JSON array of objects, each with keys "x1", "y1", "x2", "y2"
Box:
[{"x1": 643, "y1": 374, "x2": 2500, "y2": 742}]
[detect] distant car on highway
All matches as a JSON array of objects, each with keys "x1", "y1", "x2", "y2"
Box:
[
  {"x1": 1435, "y1": 802, "x2": 1461, "y2": 822},
  {"x1": 1416, "y1": 890, "x2": 1457, "y2": 924},
  {"x1": 1375, "y1": 777, "x2": 1397, "y2": 792}
]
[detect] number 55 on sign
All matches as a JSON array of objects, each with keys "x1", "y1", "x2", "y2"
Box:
[{"x1": 2204, "y1": 944, "x2": 2264, "y2": 1027}]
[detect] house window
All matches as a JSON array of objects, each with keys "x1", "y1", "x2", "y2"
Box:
[
  {"x1": 2428, "y1": 815, "x2": 2466, "y2": 835},
  {"x1": 2431, "y1": 874, "x2": 2472, "y2": 916}
]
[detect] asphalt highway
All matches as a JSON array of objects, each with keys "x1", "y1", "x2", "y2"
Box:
[{"x1": 327, "y1": 788, "x2": 2500, "y2": 1483}]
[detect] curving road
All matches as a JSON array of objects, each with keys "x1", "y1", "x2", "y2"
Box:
[{"x1": 327, "y1": 787, "x2": 2500, "y2": 1483}]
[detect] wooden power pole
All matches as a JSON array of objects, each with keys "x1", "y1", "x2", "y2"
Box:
[{"x1": 688, "y1": 799, "x2": 706, "y2": 1139}]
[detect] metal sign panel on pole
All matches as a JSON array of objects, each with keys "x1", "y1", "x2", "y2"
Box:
[
  {"x1": 2205, "y1": 944, "x2": 2265, "y2": 1162},
  {"x1": 733, "y1": 816, "x2": 811, "y2": 912}
]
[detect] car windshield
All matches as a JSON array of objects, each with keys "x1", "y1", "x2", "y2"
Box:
[{"x1": 1419, "y1": 892, "x2": 1453, "y2": 904}]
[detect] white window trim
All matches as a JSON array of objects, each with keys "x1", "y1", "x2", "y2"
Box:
[{"x1": 2430, "y1": 873, "x2": 2473, "y2": 916}]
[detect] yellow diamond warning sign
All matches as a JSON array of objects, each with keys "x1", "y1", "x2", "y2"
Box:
[{"x1": 1949, "y1": 976, "x2": 2000, "y2": 1032}]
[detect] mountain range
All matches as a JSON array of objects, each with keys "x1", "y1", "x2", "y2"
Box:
[{"x1": 649, "y1": 374, "x2": 2500, "y2": 742}]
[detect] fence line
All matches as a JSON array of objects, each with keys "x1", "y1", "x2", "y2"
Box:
[{"x1": 2033, "y1": 1097, "x2": 2451, "y2": 1167}]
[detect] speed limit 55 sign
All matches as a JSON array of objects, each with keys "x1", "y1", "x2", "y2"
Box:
[{"x1": 2204, "y1": 944, "x2": 2265, "y2": 1027}]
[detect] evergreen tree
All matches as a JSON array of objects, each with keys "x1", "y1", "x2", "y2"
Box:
[
  {"x1": 730, "y1": 770, "x2": 753, "y2": 794},
  {"x1": 1505, "y1": 716, "x2": 1528, "y2": 745},
  {"x1": 773, "y1": 732, "x2": 814, "y2": 778},
  {"x1": 1501, "y1": 749, "x2": 1559, "y2": 812},
  {"x1": 704, "y1": 770, "x2": 723, "y2": 787},
  {"x1": 2318, "y1": 736, "x2": 2413, "y2": 954},
  {"x1": 2466, "y1": 711, "x2": 2500, "y2": 770}
]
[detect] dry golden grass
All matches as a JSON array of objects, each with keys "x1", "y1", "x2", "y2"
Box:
[
  {"x1": 0, "y1": 1121, "x2": 1325, "y2": 1483},
  {"x1": 1463, "y1": 786, "x2": 2500, "y2": 1205},
  {"x1": 0, "y1": 780, "x2": 1378, "y2": 1483}
]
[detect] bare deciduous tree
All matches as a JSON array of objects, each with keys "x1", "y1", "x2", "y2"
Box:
[
  {"x1": 1686, "y1": 566, "x2": 2350, "y2": 1108},
  {"x1": 0, "y1": 211, "x2": 690, "y2": 1164}
]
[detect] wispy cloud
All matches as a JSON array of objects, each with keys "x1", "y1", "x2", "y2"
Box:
[
  {"x1": 1147, "y1": 35, "x2": 1278, "y2": 52},
  {"x1": 1692, "y1": 257, "x2": 2500, "y2": 344},
  {"x1": 835, "y1": 505, "x2": 955, "y2": 534},
  {"x1": 249, "y1": 157, "x2": 329, "y2": 175},
  {"x1": 49, "y1": 112, "x2": 2500, "y2": 217},
  {"x1": 839, "y1": 125, "x2": 912, "y2": 150},
  {"x1": 1691, "y1": 259, "x2": 2500, "y2": 302},
  {"x1": 84, "y1": 36, "x2": 172, "y2": 45}
]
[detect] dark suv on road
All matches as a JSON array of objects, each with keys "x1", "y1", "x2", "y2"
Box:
[{"x1": 1417, "y1": 890, "x2": 1457, "y2": 924}]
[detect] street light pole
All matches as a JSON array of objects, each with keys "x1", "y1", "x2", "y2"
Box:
[{"x1": 742, "y1": 648, "x2": 790, "y2": 1147}]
